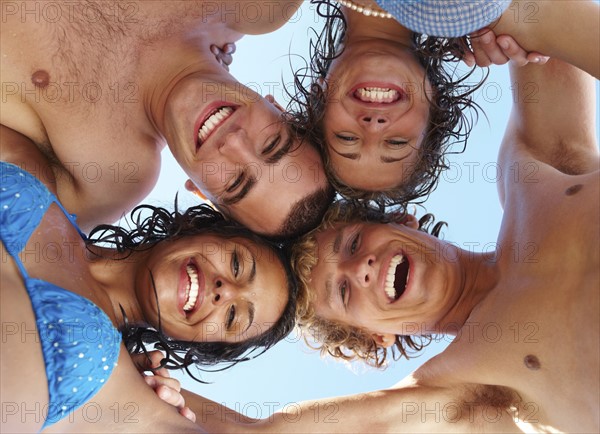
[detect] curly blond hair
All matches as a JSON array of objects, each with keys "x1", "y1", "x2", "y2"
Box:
[{"x1": 292, "y1": 201, "x2": 443, "y2": 367}]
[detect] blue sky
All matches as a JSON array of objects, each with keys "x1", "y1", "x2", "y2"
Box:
[{"x1": 145, "y1": 2, "x2": 599, "y2": 420}]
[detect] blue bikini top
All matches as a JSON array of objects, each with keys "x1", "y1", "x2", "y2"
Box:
[{"x1": 0, "y1": 162, "x2": 121, "y2": 429}]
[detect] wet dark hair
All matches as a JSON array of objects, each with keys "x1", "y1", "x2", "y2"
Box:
[
  {"x1": 287, "y1": 0, "x2": 487, "y2": 209},
  {"x1": 292, "y1": 199, "x2": 446, "y2": 367},
  {"x1": 87, "y1": 201, "x2": 297, "y2": 380}
]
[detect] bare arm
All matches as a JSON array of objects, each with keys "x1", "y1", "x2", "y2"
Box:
[
  {"x1": 493, "y1": 0, "x2": 599, "y2": 79},
  {"x1": 498, "y1": 57, "x2": 599, "y2": 205},
  {"x1": 181, "y1": 383, "x2": 515, "y2": 433}
]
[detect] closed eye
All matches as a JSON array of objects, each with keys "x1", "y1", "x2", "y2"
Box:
[
  {"x1": 262, "y1": 134, "x2": 281, "y2": 156},
  {"x1": 226, "y1": 305, "x2": 236, "y2": 329},
  {"x1": 226, "y1": 171, "x2": 244, "y2": 193},
  {"x1": 336, "y1": 134, "x2": 358, "y2": 142},
  {"x1": 231, "y1": 249, "x2": 240, "y2": 278},
  {"x1": 349, "y1": 233, "x2": 359, "y2": 255},
  {"x1": 386, "y1": 139, "x2": 408, "y2": 146},
  {"x1": 265, "y1": 134, "x2": 294, "y2": 165},
  {"x1": 339, "y1": 281, "x2": 348, "y2": 308}
]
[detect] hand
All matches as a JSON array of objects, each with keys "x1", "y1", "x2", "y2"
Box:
[
  {"x1": 132, "y1": 351, "x2": 197, "y2": 423},
  {"x1": 210, "y1": 43, "x2": 236, "y2": 71},
  {"x1": 463, "y1": 28, "x2": 550, "y2": 68}
]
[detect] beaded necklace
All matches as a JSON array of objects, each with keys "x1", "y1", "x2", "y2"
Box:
[{"x1": 335, "y1": 0, "x2": 393, "y2": 19}]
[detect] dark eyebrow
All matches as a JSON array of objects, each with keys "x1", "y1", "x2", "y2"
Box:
[
  {"x1": 244, "y1": 302, "x2": 255, "y2": 333},
  {"x1": 222, "y1": 175, "x2": 257, "y2": 206},
  {"x1": 381, "y1": 154, "x2": 410, "y2": 163},
  {"x1": 265, "y1": 134, "x2": 294, "y2": 165},
  {"x1": 330, "y1": 146, "x2": 360, "y2": 160},
  {"x1": 249, "y1": 255, "x2": 256, "y2": 283}
]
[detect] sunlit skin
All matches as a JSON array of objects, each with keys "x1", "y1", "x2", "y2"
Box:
[
  {"x1": 162, "y1": 74, "x2": 327, "y2": 236},
  {"x1": 137, "y1": 234, "x2": 288, "y2": 343},
  {"x1": 309, "y1": 218, "x2": 491, "y2": 342},
  {"x1": 0, "y1": 0, "x2": 309, "y2": 235},
  {"x1": 323, "y1": 7, "x2": 432, "y2": 192}
]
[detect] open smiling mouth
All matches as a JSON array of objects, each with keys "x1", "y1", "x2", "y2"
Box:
[
  {"x1": 196, "y1": 106, "x2": 236, "y2": 149},
  {"x1": 183, "y1": 264, "x2": 200, "y2": 313},
  {"x1": 384, "y1": 254, "x2": 410, "y2": 302},
  {"x1": 354, "y1": 87, "x2": 403, "y2": 104}
]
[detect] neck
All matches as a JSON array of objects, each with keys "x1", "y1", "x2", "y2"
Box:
[
  {"x1": 87, "y1": 245, "x2": 149, "y2": 329},
  {"x1": 431, "y1": 247, "x2": 500, "y2": 335},
  {"x1": 136, "y1": 34, "x2": 236, "y2": 141}
]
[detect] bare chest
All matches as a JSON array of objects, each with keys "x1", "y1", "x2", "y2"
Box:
[{"x1": 444, "y1": 264, "x2": 599, "y2": 431}]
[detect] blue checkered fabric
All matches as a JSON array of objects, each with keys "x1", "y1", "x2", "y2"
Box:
[{"x1": 376, "y1": 0, "x2": 512, "y2": 37}]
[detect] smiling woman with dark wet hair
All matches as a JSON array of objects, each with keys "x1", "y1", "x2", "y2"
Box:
[
  {"x1": 288, "y1": 0, "x2": 488, "y2": 208},
  {"x1": 88, "y1": 202, "x2": 298, "y2": 374}
]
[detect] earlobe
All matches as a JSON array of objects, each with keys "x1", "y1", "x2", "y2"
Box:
[
  {"x1": 184, "y1": 179, "x2": 208, "y2": 201},
  {"x1": 402, "y1": 214, "x2": 419, "y2": 229},
  {"x1": 389, "y1": 212, "x2": 419, "y2": 229},
  {"x1": 371, "y1": 333, "x2": 396, "y2": 348},
  {"x1": 265, "y1": 94, "x2": 285, "y2": 112}
]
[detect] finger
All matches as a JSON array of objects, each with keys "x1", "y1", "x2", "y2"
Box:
[
  {"x1": 144, "y1": 374, "x2": 181, "y2": 392},
  {"x1": 455, "y1": 37, "x2": 475, "y2": 67},
  {"x1": 224, "y1": 43, "x2": 236, "y2": 54},
  {"x1": 469, "y1": 30, "x2": 493, "y2": 67},
  {"x1": 180, "y1": 407, "x2": 197, "y2": 423},
  {"x1": 210, "y1": 45, "x2": 221, "y2": 55},
  {"x1": 496, "y1": 35, "x2": 529, "y2": 67},
  {"x1": 474, "y1": 30, "x2": 509, "y2": 66},
  {"x1": 144, "y1": 351, "x2": 170, "y2": 378},
  {"x1": 157, "y1": 385, "x2": 186, "y2": 410},
  {"x1": 132, "y1": 351, "x2": 167, "y2": 375},
  {"x1": 461, "y1": 51, "x2": 475, "y2": 68},
  {"x1": 215, "y1": 56, "x2": 229, "y2": 71},
  {"x1": 221, "y1": 53, "x2": 233, "y2": 66},
  {"x1": 526, "y1": 52, "x2": 551, "y2": 65}
]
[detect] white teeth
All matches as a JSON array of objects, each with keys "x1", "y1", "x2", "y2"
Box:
[
  {"x1": 384, "y1": 254, "x2": 404, "y2": 300},
  {"x1": 183, "y1": 265, "x2": 199, "y2": 312},
  {"x1": 356, "y1": 87, "x2": 399, "y2": 103},
  {"x1": 198, "y1": 106, "x2": 234, "y2": 143}
]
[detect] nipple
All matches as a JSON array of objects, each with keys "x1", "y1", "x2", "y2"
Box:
[
  {"x1": 523, "y1": 354, "x2": 541, "y2": 370},
  {"x1": 565, "y1": 184, "x2": 583, "y2": 196},
  {"x1": 31, "y1": 70, "x2": 50, "y2": 88}
]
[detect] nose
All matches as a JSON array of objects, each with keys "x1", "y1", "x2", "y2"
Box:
[
  {"x1": 211, "y1": 279, "x2": 240, "y2": 305},
  {"x1": 219, "y1": 128, "x2": 252, "y2": 157},
  {"x1": 346, "y1": 254, "x2": 376, "y2": 287},
  {"x1": 358, "y1": 113, "x2": 389, "y2": 131}
]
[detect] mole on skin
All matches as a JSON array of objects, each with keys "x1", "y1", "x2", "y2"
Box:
[
  {"x1": 31, "y1": 70, "x2": 50, "y2": 88},
  {"x1": 524, "y1": 354, "x2": 541, "y2": 370},
  {"x1": 565, "y1": 184, "x2": 583, "y2": 196}
]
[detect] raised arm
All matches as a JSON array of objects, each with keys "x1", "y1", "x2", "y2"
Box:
[{"x1": 493, "y1": 0, "x2": 599, "y2": 79}]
